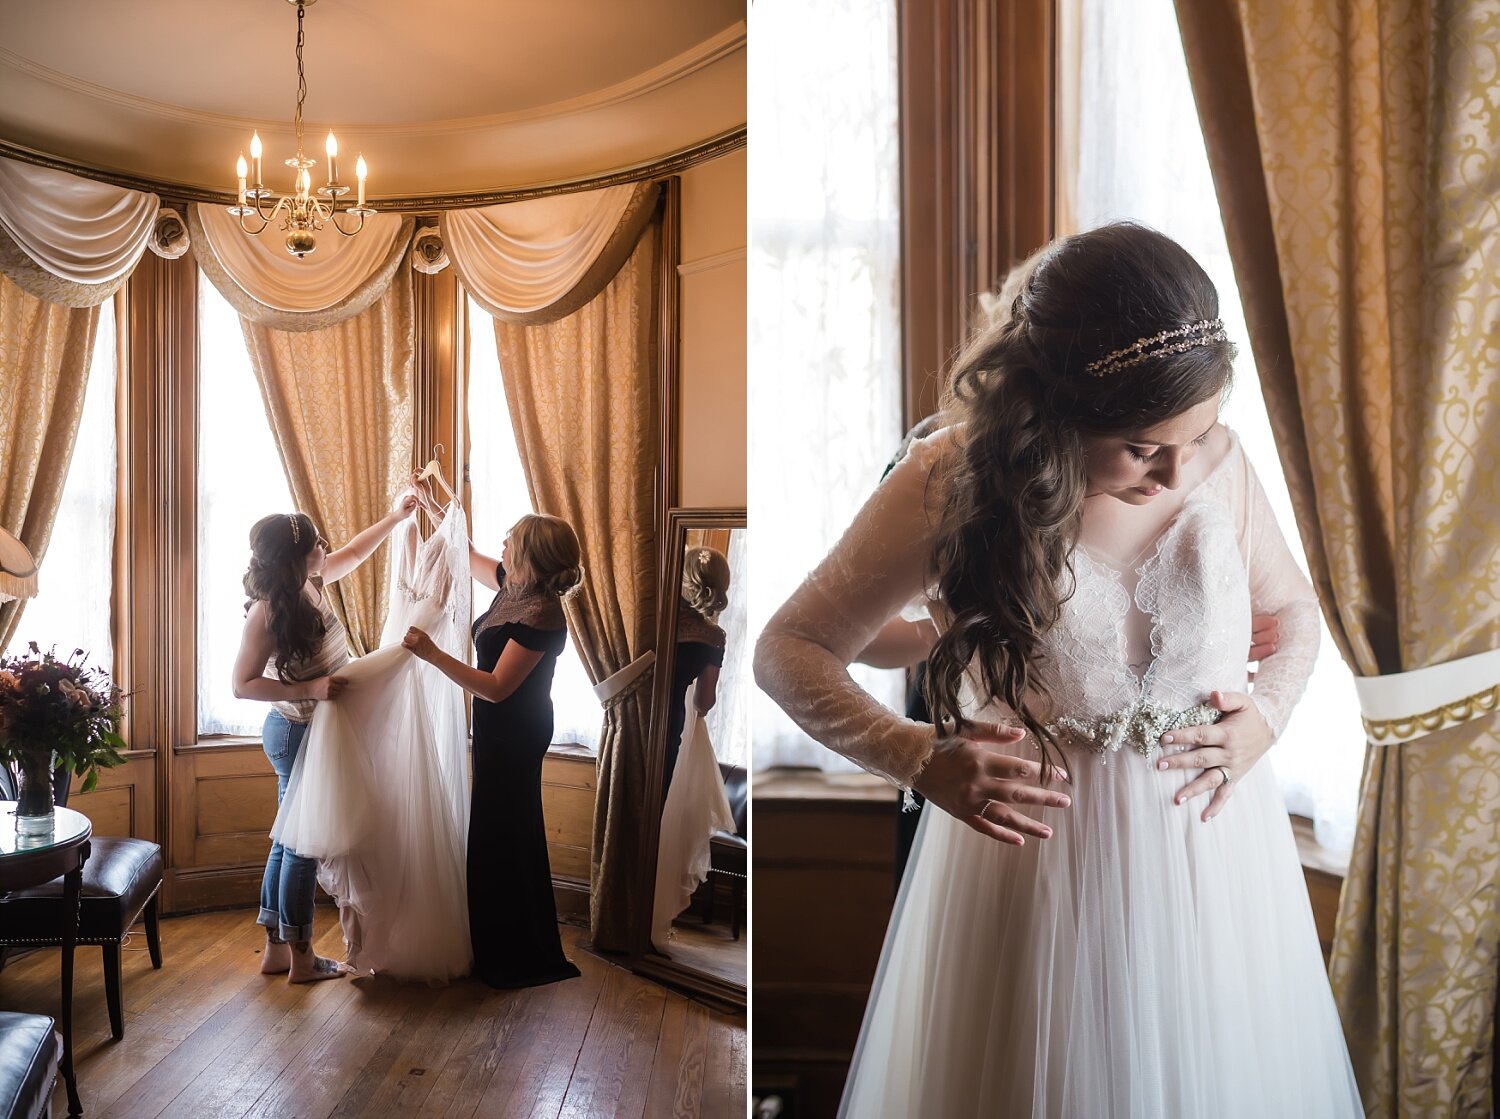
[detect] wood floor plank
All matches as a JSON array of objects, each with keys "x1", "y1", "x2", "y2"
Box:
[
  {"x1": 241, "y1": 970, "x2": 411, "y2": 1119},
  {"x1": 558, "y1": 965, "x2": 669, "y2": 1119},
  {"x1": 328, "y1": 979, "x2": 479, "y2": 1118},
  {"x1": 0, "y1": 910, "x2": 745, "y2": 1119},
  {"x1": 643, "y1": 997, "x2": 713, "y2": 1119},
  {"x1": 464, "y1": 931, "x2": 611, "y2": 1119},
  {"x1": 418, "y1": 988, "x2": 536, "y2": 1117},
  {"x1": 151, "y1": 955, "x2": 362, "y2": 1118},
  {"x1": 702, "y1": 1009, "x2": 748, "y2": 1119}
]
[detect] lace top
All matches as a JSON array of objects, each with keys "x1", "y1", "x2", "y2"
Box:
[
  {"x1": 473, "y1": 564, "x2": 566, "y2": 638},
  {"x1": 753, "y1": 424, "x2": 1321, "y2": 791},
  {"x1": 677, "y1": 597, "x2": 727, "y2": 654}
]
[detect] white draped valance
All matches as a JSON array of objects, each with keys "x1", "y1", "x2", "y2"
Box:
[
  {"x1": 443, "y1": 181, "x2": 659, "y2": 325},
  {"x1": 189, "y1": 204, "x2": 414, "y2": 331},
  {"x1": 0, "y1": 156, "x2": 159, "y2": 307}
]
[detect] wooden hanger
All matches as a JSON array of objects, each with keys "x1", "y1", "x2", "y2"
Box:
[{"x1": 415, "y1": 443, "x2": 459, "y2": 520}]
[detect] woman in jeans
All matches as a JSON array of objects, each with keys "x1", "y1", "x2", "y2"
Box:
[{"x1": 230, "y1": 492, "x2": 416, "y2": 982}]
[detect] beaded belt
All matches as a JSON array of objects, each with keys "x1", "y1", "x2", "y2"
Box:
[{"x1": 1049, "y1": 699, "x2": 1220, "y2": 760}]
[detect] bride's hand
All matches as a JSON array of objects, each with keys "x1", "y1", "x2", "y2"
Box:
[
  {"x1": 911, "y1": 722, "x2": 1072, "y2": 846},
  {"x1": 407, "y1": 471, "x2": 441, "y2": 515},
  {"x1": 307, "y1": 674, "x2": 348, "y2": 701},
  {"x1": 391, "y1": 488, "x2": 421, "y2": 519},
  {"x1": 1155, "y1": 690, "x2": 1273, "y2": 822},
  {"x1": 402, "y1": 627, "x2": 437, "y2": 662}
]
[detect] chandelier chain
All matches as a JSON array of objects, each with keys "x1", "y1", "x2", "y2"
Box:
[
  {"x1": 230, "y1": 0, "x2": 371, "y2": 256},
  {"x1": 293, "y1": 2, "x2": 306, "y2": 151}
]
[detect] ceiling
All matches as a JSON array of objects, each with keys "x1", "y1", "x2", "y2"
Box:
[{"x1": 0, "y1": 0, "x2": 746, "y2": 201}]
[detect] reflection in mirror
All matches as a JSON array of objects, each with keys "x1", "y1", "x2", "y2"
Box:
[{"x1": 648, "y1": 525, "x2": 748, "y2": 993}]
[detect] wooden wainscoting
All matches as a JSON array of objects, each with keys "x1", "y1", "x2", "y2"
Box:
[
  {"x1": 541, "y1": 745, "x2": 597, "y2": 923},
  {"x1": 752, "y1": 768, "x2": 1348, "y2": 1115},
  {"x1": 159, "y1": 739, "x2": 598, "y2": 918},
  {"x1": 65, "y1": 750, "x2": 158, "y2": 843},
  {"x1": 752, "y1": 770, "x2": 901, "y2": 1117},
  {"x1": 167, "y1": 741, "x2": 279, "y2": 912}
]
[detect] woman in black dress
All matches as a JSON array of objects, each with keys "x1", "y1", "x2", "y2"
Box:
[
  {"x1": 662, "y1": 546, "x2": 730, "y2": 802},
  {"x1": 402, "y1": 512, "x2": 583, "y2": 988}
]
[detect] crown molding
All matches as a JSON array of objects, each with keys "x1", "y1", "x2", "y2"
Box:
[
  {"x1": 0, "y1": 126, "x2": 747, "y2": 213},
  {"x1": 0, "y1": 22, "x2": 745, "y2": 137}
]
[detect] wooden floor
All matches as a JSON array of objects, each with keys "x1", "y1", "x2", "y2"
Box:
[
  {"x1": 662, "y1": 919, "x2": 745, "y2": 988},
  {"x1": 0, "y1": 908, "x2": 746, "y2": 1118}
]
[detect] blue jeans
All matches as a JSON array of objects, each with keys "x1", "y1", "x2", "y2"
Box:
[{"x1": 258, "y1": 711, "x2": 317, "y2": 942}]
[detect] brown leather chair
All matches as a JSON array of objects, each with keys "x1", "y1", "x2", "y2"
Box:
[
  {"x1": 0, "y1": 1013, "x2": 58, "y2": 1119},
  {"x1": 699, "y1": 763, "x2": 748, "y2": 940},
  {"x1": 0, "y1": 766, "x2": 163, "y2": 1040}
]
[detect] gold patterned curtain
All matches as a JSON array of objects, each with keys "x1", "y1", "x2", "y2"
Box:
[
  {"x1": 239, "y1": 269, "x2": 415, "y2": 655},
  {"x1": 1176, "y1": 2, "x2": 1500, "y2": 1113},
  {"x1": 493, "y1": 232, "x2": 658, "y2": 952},
  {"x1": 0, "y1": 273, "x2": 99, "y2": 650}
]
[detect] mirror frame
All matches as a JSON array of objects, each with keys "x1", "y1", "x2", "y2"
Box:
[{"x1": 630, "y1": 505, "x2": 748, "y2": 1009}]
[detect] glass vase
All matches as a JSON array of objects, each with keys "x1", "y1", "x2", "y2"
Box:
[{"x1": 14, "y1": 749, "x2": 56, "y2": 838}]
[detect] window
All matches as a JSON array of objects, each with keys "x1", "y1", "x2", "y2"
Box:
[
  {"x1": 8, "y1": 299, "x2": 117, "y2": 673},
  {"x1": 466, "y1": 299, "x2": 602, "y2": 750},
  {"x1": 1069, "y1": 0, "x2": 1363, "y2": 852},
  {"x1": 196, "y1": 274, "x2": 296, "y2": 736},
  {"x1": 748, "y1": 0, "x2": 905, "y2": 770}
]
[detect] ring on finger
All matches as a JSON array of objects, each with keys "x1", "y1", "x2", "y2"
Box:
[{"x1": 1213, "y1": 765, "x2": 1232, "y2": 788}]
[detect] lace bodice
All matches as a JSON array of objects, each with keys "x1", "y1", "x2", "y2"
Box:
[{"x1": 753, "y1": 425, "x2": 1321, "y2": 790}]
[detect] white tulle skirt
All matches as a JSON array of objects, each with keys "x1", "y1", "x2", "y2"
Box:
[
  {"x1": 270, "y1": 511, "x2": 473, "y2": 984},
  {"x1": 651, "y1": 708, "x2": 736, "y2": 950},
  {"x1": 841, "y1": 740, "x2": 1364, "y2": 1118}
]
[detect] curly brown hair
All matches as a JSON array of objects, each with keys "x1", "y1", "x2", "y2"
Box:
[
  {"x1": 682, "y1": 546, "x2": 731, "y2": 617},
  {"x1": 924, "y1": 223, "x2": 1235, "y2": 778},
  {"x1": 243, "y1": 513, "x2": 325, "y2": 682}
]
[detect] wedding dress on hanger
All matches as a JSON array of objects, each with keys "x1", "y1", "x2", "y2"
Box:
[
  {"x1": 651, "y1": 706, "x2": 735, "y2": 951},
  {"x1": 272, "y1": 504, "x2": 473, "y2": 983},
  {"x1": 757, "y1": 425, "x2": 1363, "y2": 1118}
]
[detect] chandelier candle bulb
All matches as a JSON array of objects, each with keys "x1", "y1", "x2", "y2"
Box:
[
  {"x1": 325, "y1": 131, "x2": 338, "y2": 184},
  {"x1": 356, "y1": 155, "x2": 367, "y2": 208},
  {"x1": 250, "y1": 131, "x2": 263, "y2": 187}
]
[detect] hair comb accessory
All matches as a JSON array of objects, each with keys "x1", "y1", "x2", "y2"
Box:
[
  {"x1": 288, "y1": 514, "x2": 300, "y2": 544},
  {"x1": 1084, "y1": 318, "x2": 1227, "y2": 377}
]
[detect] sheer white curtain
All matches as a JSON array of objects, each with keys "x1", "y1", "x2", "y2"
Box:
[
  {"x1": 703, "y1": 528, "x2": 748, "y2": 768},
  {"x1": 198, "y1": 273, "x2": 297, "y2": 736},
  {"x1": 749, "y1": 0, "x2": 905, "y2": 771},
  {"x1": 1071, "y1": 0, "x2": 1363, "y2": 852},
  {"x1": 8, "y1": 300, "x2": 116, "y2": 672},
  {"x1": 466, "y1": 297, "x2": 601, "y2": 750}
]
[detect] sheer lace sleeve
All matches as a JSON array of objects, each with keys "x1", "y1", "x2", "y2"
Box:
[
  {"x1": 754, "y1": 431, "x2": 950, "y2": 789},
  {"x1": 1233, "y1": 441, "x2": 1321, "y2": 738}
]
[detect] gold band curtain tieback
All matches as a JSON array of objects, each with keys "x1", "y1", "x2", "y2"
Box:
[{"x1": 1354, "y1": 648, "x2": 1500, "y2": 744}]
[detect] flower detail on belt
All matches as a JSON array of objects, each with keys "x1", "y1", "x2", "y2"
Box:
[{"x1": 1050, "y1": 700, "x2": 1221, "y2": 760}]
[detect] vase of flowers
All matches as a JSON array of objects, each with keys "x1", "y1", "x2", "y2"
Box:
[{"x1": 0, "y1": 643, "x2": 126, "y2": 837}]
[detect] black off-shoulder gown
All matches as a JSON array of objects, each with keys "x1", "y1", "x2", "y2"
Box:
[{"x1": 468, "y1": 594, "x2": 581, "y2": 988}]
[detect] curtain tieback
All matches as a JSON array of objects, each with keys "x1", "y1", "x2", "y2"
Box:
[
  {"x1": 1355, "y1": 647, "x2": 1500, "y2": 744},
  {"x1": 593, "y1": 650, "x2": 655, "y2": 710}
]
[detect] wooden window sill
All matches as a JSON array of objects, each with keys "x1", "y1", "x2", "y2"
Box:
[{"x1": 754, "y1": 766, "x2": 1349, "y2": 882}]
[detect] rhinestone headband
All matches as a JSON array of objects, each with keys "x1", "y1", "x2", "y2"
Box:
[
  {"x1": 1083, "y1": 318, "x2": 1227, "y2": 377},
  {"x1": 288, "y1": 514, "x2": 300, "y2": 544}
]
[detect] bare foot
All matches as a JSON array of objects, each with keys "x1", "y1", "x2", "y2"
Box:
[
  {"x1": 287, "y1": 940, "x2": 346, "y2": 984},
  {"x1": 260, "y1": 935, "x2": 291, "y2": 975}
]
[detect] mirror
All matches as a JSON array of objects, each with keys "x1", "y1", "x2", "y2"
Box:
[{"x1": 633, "y1": 508, "x2": 748, "y2": 1007}]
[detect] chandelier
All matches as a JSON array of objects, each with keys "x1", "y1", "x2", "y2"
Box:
[{"x1": 228, "y1": 0, "x2": 374, "y2": 258}]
